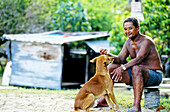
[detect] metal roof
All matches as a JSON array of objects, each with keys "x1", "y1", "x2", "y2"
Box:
[
  {"x1": 2, "y1": 31, "x2": 109, "y2": 44},
  {"x1": 85, "y1": 40, "x2": 115, "y2": 53}
]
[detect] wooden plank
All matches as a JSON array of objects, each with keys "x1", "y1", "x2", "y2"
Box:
[
  {"x1": 62, "y1": 82, "x2": 81, "y2": 86},
  {"x1": 160, "y1": 89, "x2": 170, "y2": 93},
  {"x1": 159, "y1": 84, "x2": 170, "y2": 89},
  {"x1": 114, "y1": 83, "x2": 129, "y2": 88},
  {"x1": 85, "y1": 46, "x2": 90, "y2": 82},
  {"x1": 145, "y1": 84, "x2": 170, "y2": 89},
  {"x1": 2, "y1": 61, "x2": 12, "y2": 86},
  {"x1": 0, "y1": 86, "x2": 18, "y2": 90},
  {"x1": 70, "y1": 49, "x2": 87, "y2": 54},
  {"x1": 114, "y1": 83, "x2": 170, "y2": 89},
  {"x1": 163, "y1": 78, "x2": 170, "y2": 81}
]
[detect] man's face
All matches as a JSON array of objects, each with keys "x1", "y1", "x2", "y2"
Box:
[{"x1": 123, "y1": 22, "x2": 139, "y2": 40}]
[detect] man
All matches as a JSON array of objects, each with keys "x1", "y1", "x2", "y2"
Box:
[{"x1": 98, "y1": 17, "x2": 163, "y2": 112}]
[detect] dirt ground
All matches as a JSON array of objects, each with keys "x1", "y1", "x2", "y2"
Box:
[{"x1": 0, "y1": 92, "x2": 156, "y2": 112}]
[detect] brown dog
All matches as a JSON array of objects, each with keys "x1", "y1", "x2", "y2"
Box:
[{"x1": 74, "y1": 55, "x2": 119, "y2": 112}]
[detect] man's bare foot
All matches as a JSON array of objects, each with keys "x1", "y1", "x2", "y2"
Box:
[
  {"x1": 96, "y1": 96, "x2": 108, "y2": 107},
  {"x1": 128, "y1": 106, "x2": 141, "y2": 112}
]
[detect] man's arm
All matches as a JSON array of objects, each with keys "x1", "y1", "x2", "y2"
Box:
[{"x1": 100, "y1": 40, "x2": 129, "y2": 64}]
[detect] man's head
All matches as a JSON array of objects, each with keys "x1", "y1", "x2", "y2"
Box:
[
  {"x1": 123, "y1": 17, "x2": 139, "y2": 28},
  {"x1": 123, "y1": 17, "x2": 140, "y2": 40}
]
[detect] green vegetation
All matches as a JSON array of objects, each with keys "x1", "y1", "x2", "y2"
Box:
[
  {"x1": 140, "y1": 0, "x2": 169, "y2": 56},
  {"x1": 0, "y1": 0, "x2": 56, "y2": 35},
  {"x1": 0, "y1": 0, "x2": 169, "y2": 55},
  {"x1": 108, "y1": 1, "x2": 130, "y2": 55},
  {"x1": 0, "y1": 67, "x2": 4, "y2": 85},
  {"x1": 80, "y1": 0, "x2": 129, "y2": 32},
  {"x1": 0, "y1": 88, "x2": 79, "y2": 99},
  {"x1": 0, "y1": 88, "x2": 169, "y2": 111},
  {"x1": 52, "y1": 1, "x2": 91, "y2": 32},
  {"x1": 160, "y1": 96, "x2": 170, "y2": 111}
]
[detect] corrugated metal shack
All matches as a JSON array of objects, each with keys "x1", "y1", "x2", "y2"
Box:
[{"x1": 2, "y1": 31, "x2": 109, "y2": 89}]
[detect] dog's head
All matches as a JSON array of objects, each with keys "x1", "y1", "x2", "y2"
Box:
[{"x1": 90, "y1": 55, "x2": 114, "y2": 68}]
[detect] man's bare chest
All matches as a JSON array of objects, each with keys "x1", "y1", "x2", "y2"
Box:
[{"x1": 128, "y1": 42, "x2": 140, "y2": 59}]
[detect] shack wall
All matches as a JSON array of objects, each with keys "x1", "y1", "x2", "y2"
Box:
[{"x1": 10, "y1": 41, "x2": 63, "y2": 89}]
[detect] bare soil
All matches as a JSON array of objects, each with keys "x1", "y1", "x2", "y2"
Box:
[{"x1": 0, "y1": 92, "x2": 155, "y2": 112}]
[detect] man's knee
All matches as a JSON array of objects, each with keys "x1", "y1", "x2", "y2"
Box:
[{"x1": 131, "y1": 65, "x2": 142, "y2": 75}]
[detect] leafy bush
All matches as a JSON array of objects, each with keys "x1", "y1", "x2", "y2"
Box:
[
  {"x1": 140, "y1": 0, "x2": 169, "y2": 56},
  {"x1": 52, "y1": 1, "x2": 91, "y2": 32},
  {"x1": 0, "y1": 0, "x2": 169, "y2": 56},
  {"x1": 108, "y1": 10, "x2": 130, "y2": 55},
  {"x1": 0, "y1": 0, "x2": 55, "y2": 36},
  {"x1": 81, "y1": 0, "x2": 114, "y2": 31},
  {"x1": 80, "y1": 0, "x2": 131, "y2": 32},
  {"x1": 107, "y1": 1, "x2": 130, "y2": 55}
]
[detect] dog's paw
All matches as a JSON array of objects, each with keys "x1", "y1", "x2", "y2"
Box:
[{"x1": 109, "y1": 109, "x2": 114, "y2": 112}]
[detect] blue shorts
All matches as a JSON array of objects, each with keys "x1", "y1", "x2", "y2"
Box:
[{"x1": 128, "y1": 68, "x2": 162, "y2": 87}]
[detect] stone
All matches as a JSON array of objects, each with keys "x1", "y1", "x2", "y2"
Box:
[{"x1": 144, "y1": 89, "x2": 160, "y2": 109}]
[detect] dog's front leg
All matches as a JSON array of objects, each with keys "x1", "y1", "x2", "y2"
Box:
[
  {"x1": 108, "y1": 92, "x2": 119, "y2": 111},
  {"x1": 104, "y1": 94, "x2": 114, "y2": 111}
]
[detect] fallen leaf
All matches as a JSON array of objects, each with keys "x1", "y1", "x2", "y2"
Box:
[{"x1": 156, "y1": 105, "x2": 165, "y2": 111}]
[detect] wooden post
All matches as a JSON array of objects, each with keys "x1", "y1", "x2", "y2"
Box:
[
  {"x1": 85, "y1": 45, "x2": 90, "y2": 83},
  {"x1": 131, "y1": 0, "x2": 144, "y2": 21}
]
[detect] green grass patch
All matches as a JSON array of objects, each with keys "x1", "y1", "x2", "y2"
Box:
[
  {"x1": 113, "y1": 88, "x2": 134, "y2": 108},
  {"x1": 0, "y1": 87, "x2": 169, "y2": 111},
  {"x1": 0, "y1": 76, "x2": 2, "y2": 85},
  {"x1": 0, "y1": 79, "x2": 169, "y2": 111},
  {"x1": 160, "y1": 96, "x2": 170, "y2": 111},
  {"x1": 0, "y1": 66, "x2": 4, "y2": 85},
  {"x1": 0, "y1": 87, "x2": 79, "y2": 99}
]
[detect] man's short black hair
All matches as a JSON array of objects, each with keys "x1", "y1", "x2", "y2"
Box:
[{"x1": 123, "y1": 17, "x2": 139, "y2": 28}]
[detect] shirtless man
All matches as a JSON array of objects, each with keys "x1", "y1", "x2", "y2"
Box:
[{"x1": 99, "y1": 17, "x2": 163, "y2": 112}]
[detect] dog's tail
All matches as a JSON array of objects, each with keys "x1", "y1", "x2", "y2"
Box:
[
  {"x1": 74, "y1": 99, "x2": 81, "y2": 111},
  {"x1": 74, "y1": 107, "x2": 81, "y2": 111}
]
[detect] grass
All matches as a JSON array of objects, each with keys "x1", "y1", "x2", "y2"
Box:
[
  {"x1": 160, "y1": 96, "x2": 170, "y2": 111},
  {"x1": 0, "y1": 66, "x2": 169, "y2": 111},
  {"x1": 0, "y1": 87, "x2": 169, "y2": 111},
  {"x1": 114, "y1": 88, "x2": 170, "y2": 111},
  {"x1": 113, "y1": 88, "x2": 135, "y2": 108}
]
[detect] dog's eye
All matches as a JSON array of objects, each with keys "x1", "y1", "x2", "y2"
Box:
[{"x1": 108, "y1": 58, "x2": 110, "y2": 60}]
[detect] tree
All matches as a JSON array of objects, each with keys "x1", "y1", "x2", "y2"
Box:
[
  {"x1": 52, "y1": 1, "x2": 91, "y2": 32},
  {"x1": 140, "y1": 0, "x2": 169, "y2": 56}
]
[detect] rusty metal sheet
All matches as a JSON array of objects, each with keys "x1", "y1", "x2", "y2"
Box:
[{"x1": 10, "y1": 41, "x2": 63, "y2": 89}]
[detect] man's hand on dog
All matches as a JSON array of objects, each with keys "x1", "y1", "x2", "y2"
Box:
[
  {"x1": 100, "y1": 48, "x2": 122, "y2": 82},
  {"x1": 111, "y1": 66, "x2": 123, "y2": 82},
  {"x1": 100, "y1": 48, "x2": 109, "y2": 55}
]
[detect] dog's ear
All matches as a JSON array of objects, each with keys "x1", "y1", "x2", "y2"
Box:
[
  {"x1": 103, "y1": 62, "x2": 107, "y2": 68},
  {"x1": 109, "y1": 57, "x2": 114, "y2": 63},
  {"x1": 90, "y1": 57, "x2": 97, "y2": 63},
  {"x1": 103, "y1": 56, "x2": 107, "y2": 68}
]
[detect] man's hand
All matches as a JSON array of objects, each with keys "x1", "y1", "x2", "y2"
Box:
[
  {"x1": 100, "y1": 49, "x2": 108, "y2": 55},
  {"x1": 111, "y1": 66, "x2": 123, "y2": 82}
]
